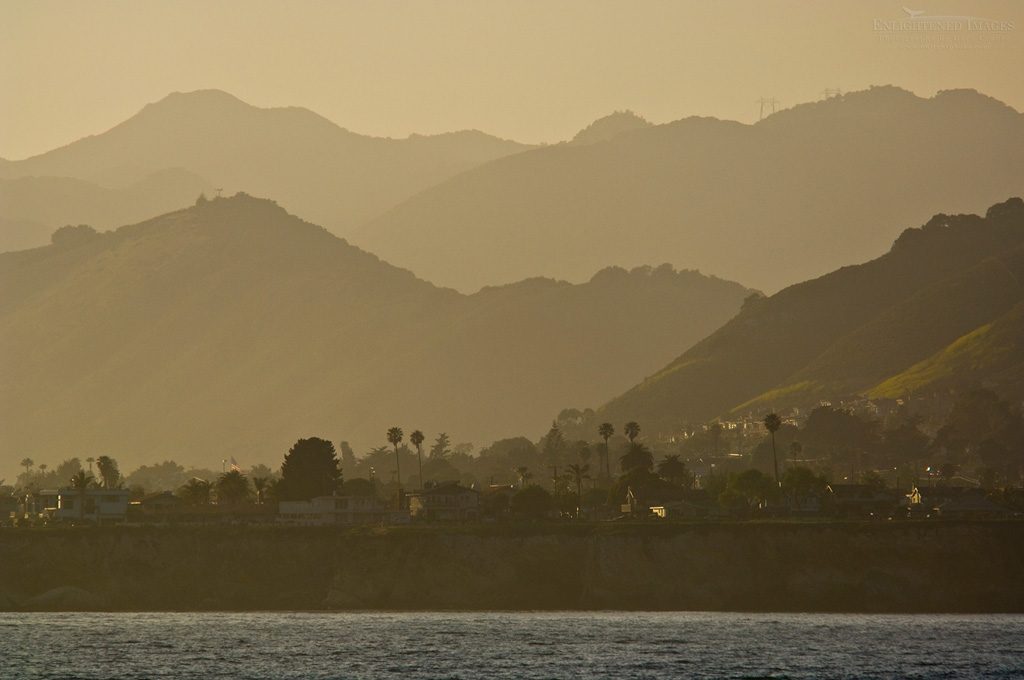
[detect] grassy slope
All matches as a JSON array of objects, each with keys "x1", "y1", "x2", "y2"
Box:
[
  {"x1": 594, "y1": 198, "x2": 1024, "y2": 432},
  {"x1": 868, "y1": 301, "x2": 1024, "y2": 399}
]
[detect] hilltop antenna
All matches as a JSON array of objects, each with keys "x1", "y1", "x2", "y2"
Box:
[
  {"x1": 820, "y1": 88, "x2": 842, "y2": 99},
  {"x1": 756, "y1": 97, "x2": 780, "y2": 120}
]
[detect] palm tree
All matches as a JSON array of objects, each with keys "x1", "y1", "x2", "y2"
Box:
[
  {"x1": 95, "y1": 455, "x2": 120, "y2": 489},
  {"x1": 410, "y1": 430, "x2": 425, "y2": 489},
  {"x1": 386, "y1": 426, "x2": 404, "y2": 489},
  {"x1": 20, "y1": 458, "x2": 34, "y2": 477},
  {"x1": 85, "y1": 457, "x2": 95, "y2": 475},
  {"x1": 215, "y1": 470, "x2": 251, "y2": 506},
  {"x1": 620, "y1": 442, "x2": 654, "y2": 475},
  {"x1": 515, "y1": 466, "x2": 532, "y2": 489},
  {"x1": 252, "y1": 476, "x2": 269, "y2": 505},
  {"x1": 178, "y1": 478, "x2": 211, "y2": 506},
  {"x1": 657, "y1": 454, "x2": 689, "y2": 487},
  {"x1": 598, "y1": 423, "x2": 614, "y2": 481},
  {"x1": 764, "y1": 413, "x2": 783, "y2": 486},
  {"x1": 69, "y1": 470, "x2": 94, "y2": 522},
  {"x1": 566, "y1": 463, "x2": 590, "y2": 518},
  {"x1": 624, "y1": 421, "x2": 641, "y2": 443}
]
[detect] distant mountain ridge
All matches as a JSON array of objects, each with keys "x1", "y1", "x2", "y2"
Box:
[
  {"x1": 585, "y1": 197, "x2": 1024, "y2": 436},
  {"x1": 356, "y1": 86, "x2": 1024, "y2": 294},
  {"x1": 570, "y1": 110, "x2": 651, "y2": 145},
  {"x1": 0, "y1": 194, "x2": 751, "y2": 476},
  {"x1": 0, "y1": 89, "x2": 530, "y2": 252},
  {"x1": 0, "y1": 170, "x2": 213, "y2": 251}
]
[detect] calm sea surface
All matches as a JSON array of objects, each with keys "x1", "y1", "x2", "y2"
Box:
[{"x1": 1, "y1": 612, "x2": 1022, "y2": 679}]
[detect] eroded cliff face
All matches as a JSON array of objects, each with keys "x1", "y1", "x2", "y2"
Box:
[{"x1": 0, "y1": 523, "x2": 1020, "y2": 612}]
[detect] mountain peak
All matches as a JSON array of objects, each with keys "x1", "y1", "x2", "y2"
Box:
[
  {"x1": 145, "y1": 89, "x2": 253, "y2": 112},
  {"x1": 571, "y1": 110, "x2": 651, "y2": 145}
]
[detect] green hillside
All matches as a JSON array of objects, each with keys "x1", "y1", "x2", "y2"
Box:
[
  {"x1": 867, "y1": 301, "x2": 1024, "y2": 400},
  {"x1": 590, "y1": 198, "x2": 1024, "y2": 436}
]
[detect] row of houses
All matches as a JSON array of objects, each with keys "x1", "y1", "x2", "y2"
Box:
[
  {"x1": 4, "y1": 487, "x2": 134, "y2": 524},
  {"x1": 644, "y1": 484, "x2": 1015, "y2": 521},
  {"x1": 277, "y1": 482, "x2": 481, "y2": 525},
  {"x1": 4, "y1": 481, "x2": 483, "y2": 526},
  {"x1": 4, "y1": 480, "x2": 1015, "y2": 526}
]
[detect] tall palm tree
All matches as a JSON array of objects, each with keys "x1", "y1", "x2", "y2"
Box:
[
  {"x1": 410, "y1": 430, "x2": 425, "y2": 489},
  {"x1": 764, "y1": 413, "x2": 783, "y2": 486},
  {"x1": 69, "y1": 470, "x2": 93, "y2": 522},
  {"x1": 598, "y1": 423, "x2": 614, "y2": 481},
  {"x1": 386, "y1": 426, "x2": 404, "y2": 489},
  {"x1": 515, "y1": 466, "x2": 531, "y2": 489},
  {"x1": 566, "y1": 464, "x2": 590, "y2": 518},
  {"x1": 20, "y1": 458, "x2": 34, "y2": 477},
  {"x1": 624, "y1": 421, "x2": 641, "y2": 443}
]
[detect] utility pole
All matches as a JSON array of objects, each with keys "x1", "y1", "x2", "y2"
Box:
[{"x1": 757, "y1": 97, "x2": 780, "y2": 120}]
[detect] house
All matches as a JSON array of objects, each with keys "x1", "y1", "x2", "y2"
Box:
[
  {"x1": 127, "y1": 491, "x2": 183, "y2": 521},
  {"x1": 651, "y1": 498, "x2": 710, "y2": 520},
  {"x1": 480, "y1": 484, "x2": 517, "y2": 518},
  {"x1": 934, "y1": 491, "x2": 1012, "y2": 520},
  {"x1": 0, "y1": 494, "x2": 18, "y2": 522},
  {"x1": 825, "y1": 484, "x2": 900, "y2": 518},
  {"x1": 406, "y1": 482, "x2": 479, "y2": 522},
  {"x1": 905, "y1": 486, "x2": 1012, "y2": 520},
  {"x1": 55, "y1": 487, "x2": 131, "y2": 523},
  {"x1": 278, "y1": 494, "x2": 398, "y2": 526}
]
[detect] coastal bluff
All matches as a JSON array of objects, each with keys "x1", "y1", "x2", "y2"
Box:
[{"x1": 1, "y1": 523, "x2": 1021, "y2": 612}]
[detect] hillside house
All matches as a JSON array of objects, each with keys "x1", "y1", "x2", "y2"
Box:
[{"x1": 406, "y1": 482, "x2": 479, "y2": 522}]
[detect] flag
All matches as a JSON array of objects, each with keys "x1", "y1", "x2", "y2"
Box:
[{"x1": 230, "y1": 457, "x2": 241, "y2": 472}]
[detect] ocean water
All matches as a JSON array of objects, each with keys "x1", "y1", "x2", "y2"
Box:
[{"x1": 1, "y1": 611, "x2": 1022, "y2": 679}]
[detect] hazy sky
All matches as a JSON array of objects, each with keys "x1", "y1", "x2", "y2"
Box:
[{"x1": 2, "y1": 0, "x2": 1022, "y2": 159}]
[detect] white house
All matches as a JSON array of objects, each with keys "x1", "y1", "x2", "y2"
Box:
[
  {"x1": 56, "y1": 487, "x2": 131, "y2": 523},
  {"x1": 278, "y1": 494, "x2": 402, "y2": 526}
]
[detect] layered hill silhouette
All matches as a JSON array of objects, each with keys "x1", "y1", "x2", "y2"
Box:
[
  {"x1": 356, "y1": 87, "x2": 1024, "y2": 293},
  {"x1": 0, "y1": 90, "x2": 528, "y2": 252},
  {"x1": 0, "y1": 169, "x2": 213, "y2": 251},
  {"x1": 0, "y1": 195, "x2": 750, "y2": 473},
  {"x1": 585, "y1": 198, "x2": 1024, "y2": 437}
]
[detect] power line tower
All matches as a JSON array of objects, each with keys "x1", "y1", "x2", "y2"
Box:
[{"x1": 756, "y1": 97, "x2": 780, "y2": 120}]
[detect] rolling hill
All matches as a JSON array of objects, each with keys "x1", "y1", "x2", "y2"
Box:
[
  {"x1": 355, "y1": 87, "x2": 1024, "y2": 294},
  {"x1": 584, "y1": 197, "x2": 1024, "y2": 437},
  {"x1": 0, "y1": 170, "x2": 213, "y2": 251},
  {"x1": 0, "y1": 194, "x2": 750, "y2": 477},
  {"x1": 0, "y1": 90, "x2": 529, "y2": 252}
]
